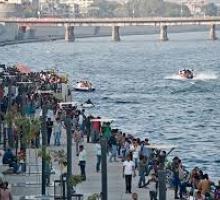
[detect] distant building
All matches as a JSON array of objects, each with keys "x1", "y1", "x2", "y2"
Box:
[
  {"x1": 185, "y1": 0, "x2": 208, "y2": 16},
  {"x1": 164, "y1": 0, "x2": 209, "y2": 16},
  {"x1": 0, "y1": 0, "x2": 24, "y2": 4},
  {"x1": 38, "y1": 0, "x2": 94, "y2": 16}
]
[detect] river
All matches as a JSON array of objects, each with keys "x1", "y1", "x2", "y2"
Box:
[{"x1": 0, "y1": 31, "x2": 220, "y2": 181}]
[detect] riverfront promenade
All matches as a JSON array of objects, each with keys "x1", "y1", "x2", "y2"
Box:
[{"x1": 1, "y1": 133, "x2": 174, "y2": 200}]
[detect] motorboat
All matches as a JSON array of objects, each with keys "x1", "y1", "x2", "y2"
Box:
[
  {"x1": 74, "y1": 81, "x2": 95, "y2": 92},
  {"x1": 81, "y1": 103, "x2": 95, "y2": 108},
  {"x1": 81, "y1": 99, "x2": 95, "y2": 108},
  {"x1": 178, "y1": 69, "x2": 194, "y2": 79}
]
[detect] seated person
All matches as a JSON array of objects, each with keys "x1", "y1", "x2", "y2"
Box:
[
  {"x1": 2, "y1": 149, "x2": 13, "y2": 165},
  {"x1": 2, "y1": 149, "x2": 20, "y2": 174},
  {"x1": 214, "y1": 182, "x2": 220, "y2": 200}
]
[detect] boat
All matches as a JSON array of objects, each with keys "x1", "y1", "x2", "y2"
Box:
[
  {"x1": 74, "y1": 81, "x2": 95, "y2": 92},
  {"x1": 178, "y1": 69, "x2": 194, "y2": 79},
  {"x1": 81, "y1": 99, "x2": 95, "y2": 108},
  {"x1": 81, "y1": 103, "x2": 95, "y2": 108}
]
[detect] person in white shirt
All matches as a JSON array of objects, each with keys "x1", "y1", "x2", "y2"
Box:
[
  {"x1": 95, "y1": 139, "x2": 101, "y2": 172},
  {"x1": 123, "y1": 155, "x2": 136, "y2": 193},
  {"x1": 78, "y1": 145, "x2": 87, "y2": 181}
]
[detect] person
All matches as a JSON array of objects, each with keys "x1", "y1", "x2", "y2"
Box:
[
  {"x1": 78, "y1": 109, "x2": 86, "y2": 134},
  {"x1": 2, "y1": 149, "x2": 14, "y2": 165},
  {"x1": 91, "y1": 117, "x2": 101, "y2": 143},
  {"x1": 95, "y1": 139, "x2": 101, "y2": 172},
  {"x1": 108, "y1": 133, "x2": 117, "y2": 162},
  {"x1": 195, "y1": 190, "x2": 205, "y2": 200},
  {"x1": 73, "y1": 127, "x2": 82, "y2": 156},
  {"x1": 85, "y1": 115, "x2": 93, "y2": 143},
  {"x1": 132, "y1": 192, "x2": 138, "y2": 200},
  {"x1": 123, "y1": 155, "x2": 136, "y2": 193},
  {"x1": 132, "y1": 139, "x2": 140, "y2": 170},
  {"x1": 138, "y1": 155, "x2": 147, "y2": 188},
  {"x1": 102, "y1": 122, "x2": 111, "y2": 141},
  {"x1": 0, "y1": 181, "x2": 13, "y2": 200},
  {"x1": 78, "y1": 145, "x2": 87, "y2": 181},
  {"x1": 85, "y1": 99, "x2": 93, "y2": 105},
  {"x1": 214, "y1": 182, "x2": 220, "y2": 200},
  {"x1": 2, "y1": 149, "x2": 19, "y2": 174},
  {"x1": 145, "y1": 173, "x2": 158, "y2": 200},
  {"x1": 46, "y1": 118, "x2": 53, "y2": 146},
  {"x1": 171, "y1": 157, "x2": 181, "y2": 199},
  {"x1": 53, "y1": 118, "x2": 62, "y2": 146},
  {"x1": 198, "y1": 174, "x2": 212, "y2": 195}
]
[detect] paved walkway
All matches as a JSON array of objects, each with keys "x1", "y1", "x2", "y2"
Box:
[{"x1": 1, "y1": 134, "x2": 175, "y2": 200}]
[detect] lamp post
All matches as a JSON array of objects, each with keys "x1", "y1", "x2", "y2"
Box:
[
  {"x1": 65, "y1": 115, "x2": 73, "y2": 200},
  {"x1": 158, "y1": 151, "x2": 167, "y2": 200},
  {"x1": 7, "y1": 77, "x2": 13, "y2": 148},
  {"x1": 180, "y1": 0, "x2": 183, "y2": 17},
  {"x1": 101, "y1": 136, "x2": 108, "y2": 200},
  {"x1": 41, "y1": 103, "x2": 48, "y2": 195},
  {"x1": 132, "y1": 2, "x2": 135, "y2": 18}
]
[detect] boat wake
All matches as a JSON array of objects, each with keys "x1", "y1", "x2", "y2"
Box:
[{"x1": 165, "y1": 72, "x2": 218, "y2": 81}]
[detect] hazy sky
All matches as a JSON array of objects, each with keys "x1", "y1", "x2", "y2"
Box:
[{"x1": 164, "y1": 0, "x2": 219, "y2": 3}]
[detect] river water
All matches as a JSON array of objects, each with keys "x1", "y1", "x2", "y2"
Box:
[{"x1": 0, "y1": 31, "x2": 220, "y2": 180}]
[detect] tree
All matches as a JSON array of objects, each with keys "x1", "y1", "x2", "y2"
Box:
[
  {"x1": 90, "y1": 0, "x2": 121, "y2": 17},
  {"x1": 202, "y1": 3, "x2": 218, "y2": 16},
  {"x1": 164, "y1": 2, "x2": 191, "y2": 17}
]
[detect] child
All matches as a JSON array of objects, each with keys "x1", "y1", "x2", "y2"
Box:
[
  {"x1": 132, "y1": 192, "x2": 138, "y2": 200},
  {"x1": 145, "y1": 173, "x2": 158, "y2": 200}
]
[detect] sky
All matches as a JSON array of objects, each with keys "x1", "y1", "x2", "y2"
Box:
[{"x1": 164, "y1": 0, "x2": 220, "y2": 3}]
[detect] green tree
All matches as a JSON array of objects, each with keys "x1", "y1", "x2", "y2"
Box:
[{"x1": 90, "y1": 0, "x2": 121, "y2": 17}]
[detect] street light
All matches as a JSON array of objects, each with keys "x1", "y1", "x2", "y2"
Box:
[
  {"x1": 91, "y1": 118, "x2": 115, "y2": 200},
  {"x1": 158, "y1": 150, "x2": 167, "y2": 200},
  {"x1": 64, "y1": 115, "x2": 73, "y2": 200},
  {"x1": 132, "y1": 2, "x2": 135, "y2": 18},
  {"x1": 180, "y1": 0, "x2": 183, "y2": 17},
  {"x1": 146, "y1": 144, "x2": 177, "y2": 200},
  {"x1": 41, "y1": 103, "x2": 48, "y2": 196},
  {"x1": 100, "y1": 137, "x2": 108, "y2": 200}
]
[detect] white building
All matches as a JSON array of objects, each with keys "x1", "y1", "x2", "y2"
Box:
[
  {"x1": 39, "y1": 0, "x2": 94, "y2": 16},
  {"x1": 164, "y1": 0, "x2": 209, "y2": 16},
  {"x1": 185, "y1": 0, "x2": 208, "y2": 16}
]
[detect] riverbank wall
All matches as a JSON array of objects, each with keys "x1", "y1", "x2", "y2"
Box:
[{"x1": 0, "y1": 24, "x2": 219, "y2": 46}]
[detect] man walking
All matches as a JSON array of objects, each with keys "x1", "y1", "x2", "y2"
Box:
[
  {"x1": 46, "y1": 118, "x2": 53, "y2": 146},
  {"x1": 78, "y1": 145, "x2": 87, "y2": 181},
  {"x1": 123, "y1": 155, "x2": 136, "y2": 193}
]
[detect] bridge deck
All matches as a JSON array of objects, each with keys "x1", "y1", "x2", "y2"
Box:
[{"x1": 0, "y1": 17, "x2": 220, "y2": 26}]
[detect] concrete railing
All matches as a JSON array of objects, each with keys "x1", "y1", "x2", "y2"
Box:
[{"x1": 0, "y1": 17, "x2": 220, "y2": 26}]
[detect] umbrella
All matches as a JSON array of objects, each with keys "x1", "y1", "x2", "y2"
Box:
[{"x1": 16, "y1": 64, "x2": 31, "y2": 74}]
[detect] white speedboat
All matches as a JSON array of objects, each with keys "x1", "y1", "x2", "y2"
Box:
[
  {"x1": 178, "y1": 69, "x2": 194, "y2": 79},
  {"x1": 73, "y1": 81, "x2": 95, "y2": 92},
  {"x1": 81, "y1": 103, "x2": 95, "y2": 108},
  {"x1": 80, "y1": 99, "x2": 95, "y2": 108}
]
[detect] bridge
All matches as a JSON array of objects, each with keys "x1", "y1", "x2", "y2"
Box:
[{"x1": 0, "y1": 17, "x2": 219, "y2": 41}]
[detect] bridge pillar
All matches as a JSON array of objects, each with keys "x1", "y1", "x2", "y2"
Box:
[
  {"x1": 16, "y1": 25, "x2": 26, "y2": 40},
  {"x1": 65, "y1": 25, "x2": 75, "y2": 42},
  {"x1": 160, "y1": 25, "x2": 168, "y2": 41},
  {"x1": 112, "y1": 26, "x2": 120, "y2": 41},
  {"x1": 209, "y1": 24, "x2": 217, "y2": 40}
]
